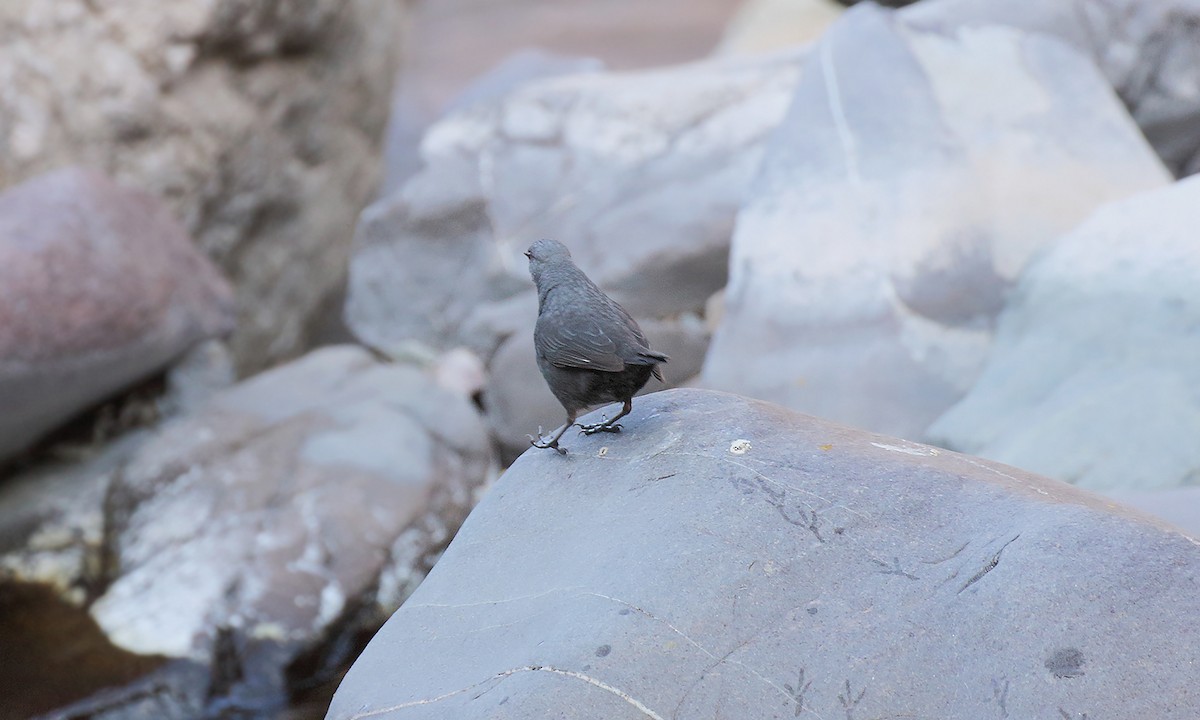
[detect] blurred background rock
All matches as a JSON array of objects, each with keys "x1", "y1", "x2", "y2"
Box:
[{"x1": 2, "y1": 0, "x2": 1199, "y2": 718}]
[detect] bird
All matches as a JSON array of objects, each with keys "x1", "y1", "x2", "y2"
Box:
[{"x1": 524, "y1": 239, "x2": 669, "y2": 454}]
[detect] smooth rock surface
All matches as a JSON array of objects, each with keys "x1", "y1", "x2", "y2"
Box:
[
  {"x1": 0, "y1": 0, "x2": 404, "y2": 371},
  {"x1": 328, "y1": 388, "x2": 1200, "y2": 720},
  {"x1": 905, "y1": 0, "x2": 1200, "y2": 176},
  {"x1": 703, "y1": 5, "x2": 1169, "y2": 439},
  {"x1": 0, "y1": 346, "x2": 493, "y2": 717},
  {"x1": 0, "y1": 167, "x2": 234, "y2": 462},
  {"x1": 928, "y1": 178, "x2": 1200, "y2": 492}
]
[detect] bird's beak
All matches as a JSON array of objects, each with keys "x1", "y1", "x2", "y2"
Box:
[{"x1": 523, "y1": 250, "x2": 532, "y2": 259}]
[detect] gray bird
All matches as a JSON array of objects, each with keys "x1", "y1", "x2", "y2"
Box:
[{"x1": 524, "y1": 239, "x2": 669, "y2": 453}]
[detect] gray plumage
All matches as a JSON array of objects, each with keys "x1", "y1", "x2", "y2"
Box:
[{"x1": 525, "y1": 239, "x2": 668, "y2": 453}]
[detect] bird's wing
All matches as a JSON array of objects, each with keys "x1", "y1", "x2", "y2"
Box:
[
  {"x1": 536, "y1": 314, "x2": 626, "y2": 372},
  {"x1": 608, "y1": 299, "x2": 668, "y2": 366}
]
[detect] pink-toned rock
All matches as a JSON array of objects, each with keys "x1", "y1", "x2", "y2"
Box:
[
  {"x1": 0, "y1": 167, "x2": 234, "y2": 461},
  {"x1": 433, "y1": 347, "x2": 488, "y2": 400},
  {"x1": 0, "y1": 0, "x2": 404, "y2": 372}
]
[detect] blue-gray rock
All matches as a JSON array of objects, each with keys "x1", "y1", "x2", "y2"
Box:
[
  {"x1": 702, "y1": 4, "x2": 1168, "y2": 439},
  {"x1": 904, "y1": 0, "x2": 1200, "y2": 176},
  {"x1": 927, "y1": 177, "x2": 1200, "y2": 491},
  {"x1": 328, "y1": 388, "x2": 1200, "y2": 720}
]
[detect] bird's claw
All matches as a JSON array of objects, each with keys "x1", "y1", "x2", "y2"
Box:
[
  {"x1": 578, "y1": 421, "x2": 622, "y2": 436},
  {"x1": 527, "y1": 427, "x2": 567, "y2": 454}
]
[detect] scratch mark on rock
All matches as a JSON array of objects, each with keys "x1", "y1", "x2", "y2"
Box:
[
  {"x1": 718, "y1": 456, "x2": 831, "y2": 511},
  {"x1": 779, "y1": 506, "x2": 826, "y2": 543},
  {"x1": 657, "y1": 450, "x2": 867, "y2": 520},
  {"x1": 405, "y1": 586, "x2": 579, "y2": 610},
  {"x1": 921, "y1": 541, "x2": 969, "y2": 565},
  {"x1": 348, "y1": 664, "x2": 665, "y2": 720},
  {"x1": 587, "y1": 590, "x2": 794, "y2": 703},
  {"x1": 411, "y1": 584, "x2": 791, "y2": 702},
  {"x1": 536, "y1": 666, "x2": 665, "y2": 719},
  {"x1": 955, "y1": 455, "x2": 1048, "y2": 496},
  {"x1": 992, "y1": 676, "x2": 1009, "y2": 718},
  {"x1": 819, "y1": 32, "x2": 861, "y2": 185},
  {"x1": 958, "y1": 535, "x2": 1019, "y2": 594}
]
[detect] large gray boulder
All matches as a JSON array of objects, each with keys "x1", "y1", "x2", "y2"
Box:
[
  {"x1": 0, "y1": 346, "x2": 493, "y2": 718},
  {"x1": 905, "y1": 0, "x2": 1200, "y2": 176},
  {"x1": 328, "y1": 388, "x2": 1200, "y2": 719},
  {"x1": 702, "y1": 4, "x2": 1169, "y2": 439},
  {"x1": 927, "y1": 178, "x2": 1200, "y2": 492},
  {"x1": 0, "y1": 167, "x2": 234, "y2": 462},
  {"x1": 0, "y1": 0, "x2": 404, "y2": 371}
]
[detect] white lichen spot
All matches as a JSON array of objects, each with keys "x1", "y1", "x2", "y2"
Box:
[
  {"x1": 163, "y1": 42, "x2": 195, "y2": 77},
  {"x1": 11, "y1": 114, "x2": 46, "y2": 161},
  {"x1": 317, "y1": 582, "x2": 346, "y2": 628},
  {"x1": 729, "y1": 439, "x2": 752, "y2": 455},
  {"x1": 251, "y1": 621, "x2": 289, "y2": 641},
  {"x1": 597, "y1": 447, "x2": 609, "y2": 458},
  {"x1": 500, "y1": 97, "x2": 562, "y2": 142},
  {"x1": 870, "y1": 441, "x2": 938, "y2": 457}
]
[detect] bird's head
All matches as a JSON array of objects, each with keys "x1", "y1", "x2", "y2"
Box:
[{"x1": 525, "y1": 239, "x2": 573, "y2": 286}]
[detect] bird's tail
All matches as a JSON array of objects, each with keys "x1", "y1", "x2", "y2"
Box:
[
  {"x1": 634, "y1": 349, "x2": 669, "y2": 382},
  {"x1": 636, "y1": 349, "x2": 669, "y2": 363}
]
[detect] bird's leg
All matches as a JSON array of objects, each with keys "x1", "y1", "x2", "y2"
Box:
[
  {"x1": 528, "y1": 411, "x2": 576, "y2": 454},
  {"x1": 578, "y1": 399, "x2": 632, "y2": 435}
]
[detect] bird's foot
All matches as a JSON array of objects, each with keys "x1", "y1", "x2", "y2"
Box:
[
  {"x1": 527, "y1": 427, "x2": 567, "y2": 454},
  {"x1": 578, "y1": 420, "x2": 622, "y2": 435}
]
